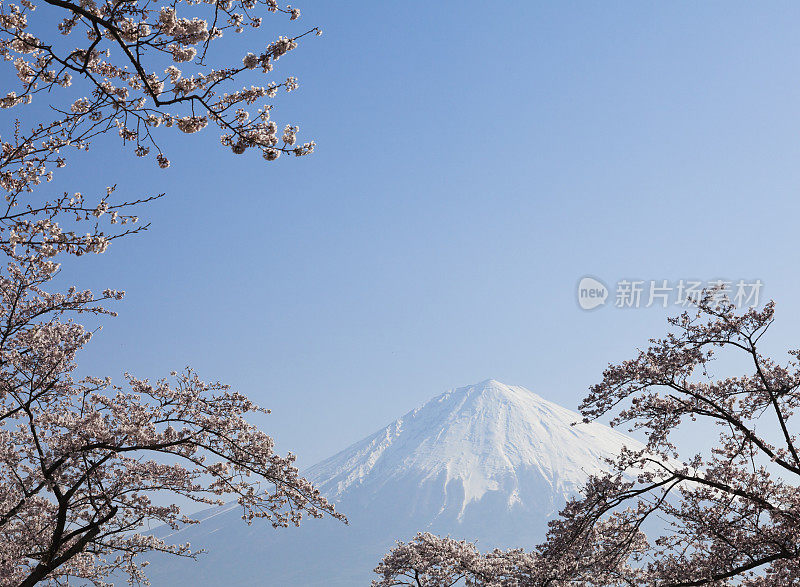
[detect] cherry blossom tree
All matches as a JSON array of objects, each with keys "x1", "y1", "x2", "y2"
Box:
[
  {"x1": 376, "y1": 295, "x2": 800, "y2": 585},
  {"x1": 373, "y1": 533, "x2": 493, "y2": 587},
  {"x1": 373, "y1": 518, "x2": 646, "y2": 586},
  {"x1": 0, "y1": 0, "x2": 345, "y2": 584}
]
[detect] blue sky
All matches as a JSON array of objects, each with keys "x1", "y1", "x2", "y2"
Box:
[{"x1": 52, "y1": 1, "x2": 800, "y2": 467}]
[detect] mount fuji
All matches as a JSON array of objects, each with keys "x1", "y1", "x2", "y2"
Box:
[{"x1": 145, "y1": 380, "x2": 644, "y2": 586}]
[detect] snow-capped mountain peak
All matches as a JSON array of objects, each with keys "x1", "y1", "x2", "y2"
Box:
[
  {"x1": 146, "y1": 380, "x2": 644, "y2": 586},
  {"x1": 307, "y1": 379, "x2": 642, "y2": 520}
]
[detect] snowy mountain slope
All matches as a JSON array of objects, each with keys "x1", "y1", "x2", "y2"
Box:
[
  {"x1": 308, "y1": 379, "x2": 640, "y2": 517},
  {"x1": 144, "y1": 380, "x2": 645, "y2": 586}
]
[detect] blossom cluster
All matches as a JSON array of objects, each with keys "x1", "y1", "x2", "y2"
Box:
[{"x1": 1, "y1": 0, "x2": 320, "y2": 209}]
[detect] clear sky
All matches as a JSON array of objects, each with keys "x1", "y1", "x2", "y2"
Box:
[{"x1": 52, "y1": 1, "x2": 800, "y2": 468}]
